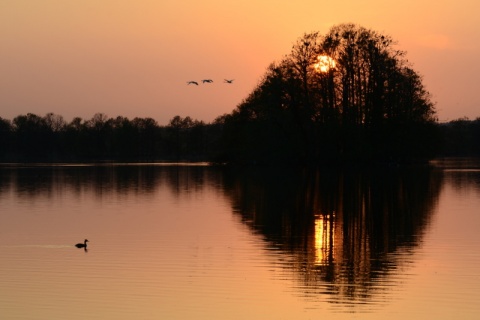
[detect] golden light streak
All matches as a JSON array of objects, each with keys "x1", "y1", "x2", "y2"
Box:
[{"x1": 314, "y1": 213, "x2": 335, "y2": 265}]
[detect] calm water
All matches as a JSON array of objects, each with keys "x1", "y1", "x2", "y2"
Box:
[{"x1": 0, "y1": 161, "x2": 479, "y2": 319}]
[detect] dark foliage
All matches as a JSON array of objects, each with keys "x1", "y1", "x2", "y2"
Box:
[
  {"x1": 438, "y1": 117, "x2": 480, "y2": 157},
  {"x1": 216, "y1": 24, "x2": 439, "y2": 164},
  {"x1": 0, "y1": 113, "x2": 223, "y2": 162}
]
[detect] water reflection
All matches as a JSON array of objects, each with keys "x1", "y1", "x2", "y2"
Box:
[
  {"x1": 223, "y1": 166, "x2": 443, "y2": 304},
  {"x1": 0, "y1": 164, "x2": 224, "y2": 200},
  {"x1": 431, "y1": 158, "x2": 480, "y2": 192},
  {"x1": 0, "y1": 164, "x2": 444, "y2": 309}
]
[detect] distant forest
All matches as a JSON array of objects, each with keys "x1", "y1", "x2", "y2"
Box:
[
  {"x1": 0, "y1": 112, "x2": 478, "y2": 164},
  {"x1": 1, "y1": 24, "x2": 479, "y2": 164},
  {"x1": 0, "y1": 113, "x2": 222, "y2": 163}
]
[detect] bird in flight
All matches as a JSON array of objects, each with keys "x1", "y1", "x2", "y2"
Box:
[
  {"x1": 224, "y1": 79, "x2": 234, "y2": 83},
  {"x1": 187, "y1": 81, "x2": 199, "y2": 85},
  {"x1": 202, "y1": 79, "x2": 213, "y2": 83}
]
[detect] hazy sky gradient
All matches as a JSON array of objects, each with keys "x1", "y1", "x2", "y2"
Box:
[{"x1": 1, "y1": 0, "x2": 479, "y2": 124}]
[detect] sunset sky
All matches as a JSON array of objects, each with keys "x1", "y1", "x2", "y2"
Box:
[{"x1": 1, "y1": 0, "x2": 479, "y2": 124}]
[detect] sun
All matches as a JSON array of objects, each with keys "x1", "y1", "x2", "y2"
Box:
[{"x1": 314, "y1": 55, "x2": 336, "y2": 73}]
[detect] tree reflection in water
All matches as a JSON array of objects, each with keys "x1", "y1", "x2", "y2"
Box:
[
  {"x1": 223, "y1": 166, "x2": 442, "y2": 304},
  {"x1": 0, "y1": 163, "x2": 444, "y2": 306}
]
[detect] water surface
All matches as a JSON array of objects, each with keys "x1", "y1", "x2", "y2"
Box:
[{"x1": 0, "y1": 162, "x2": 479, "y2": 319}]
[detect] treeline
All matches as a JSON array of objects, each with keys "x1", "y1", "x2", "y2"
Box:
[
  {"x1": 0, "y1": 111, "x2": 477, "y2": 163},
  {"x1": 0, "y1": 113, "x2": 224, "y2": 162},
  {"x1": 438, "y1": 118, "x2": 480, "y2": 157}
]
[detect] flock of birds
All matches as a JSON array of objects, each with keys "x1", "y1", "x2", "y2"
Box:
[{"x1": 187, "y1": 79, "x2": 234, "y2": 85}]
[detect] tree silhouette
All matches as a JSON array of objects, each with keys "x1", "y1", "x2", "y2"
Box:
[
  {"x1": 439, "y1": 117, "x2": 480, "y2": 156},
  {"x1": 12, "y1": 113, "x2": 52, "y2": 159},
  {"x1": 219, "y1": 24, "x2": 438, "y2": 164},
  {"x1": 0, "y1": 117, "x2": 13, "y2": 160}
]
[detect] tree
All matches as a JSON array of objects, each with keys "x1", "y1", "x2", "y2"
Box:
[
  {"x1": 0, "y1": 117, "x2": 12, "y2": 159},
  {"x1": 84, "y1": 113, "x2": 113, "y2": 158},
  {"x1": 132, "y1": 117, "x2": 161, "y2": 159},
  {"x1": 166, "y1": 116, "x2": 208, "y2": 160},
  {"x1": 220, "y1": 24, "x2": 438, "y2": 164},
  {"x1": 12, "y1": 113, "x2": 51, "y2": 160},
  {"x1": 44, "y1": 113, "x2": 66, "y2": 132}
]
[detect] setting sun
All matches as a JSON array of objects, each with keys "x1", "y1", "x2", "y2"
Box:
[{"x1": 314, "y1": 55, "x2": 336, "y2": 73}]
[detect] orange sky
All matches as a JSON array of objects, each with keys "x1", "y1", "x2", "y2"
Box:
[{"x1": 1, "y1": 0, "x2": 479, "y2": 124}]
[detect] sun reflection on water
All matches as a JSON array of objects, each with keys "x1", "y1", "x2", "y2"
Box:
[{"x1": 314, "y1": 212, "x2": 335, "y2": 265}]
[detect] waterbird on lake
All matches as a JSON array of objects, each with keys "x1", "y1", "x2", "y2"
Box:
[
  {"x1": 224, "y1": 79, "x2": 234, "y2": 83},
  {"x1": 201, "y1": 79, "x2": 213, "y2": 83},
  {"x1": 75, "y1": 239, "x2": 89, "y2": 248},
  {"x1": 187, "y1": 81, "x2": 199, "y2": 85}
]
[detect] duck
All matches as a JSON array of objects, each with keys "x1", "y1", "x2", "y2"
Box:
[{"x1": 75, "y1": 239, "x2": 89, "y2": 248}]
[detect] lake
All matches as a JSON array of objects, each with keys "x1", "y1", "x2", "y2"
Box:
[{"x1": 0, "y1": 160, "x2": 479, "y2": 319}]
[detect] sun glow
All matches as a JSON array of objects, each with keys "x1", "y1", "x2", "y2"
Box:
[
  {"x1": 314, "y1": 55, "x2": 336, "y2": 73},
  {"x1": 314, "y1": 213, "x2": 335, "y2": 265}
]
